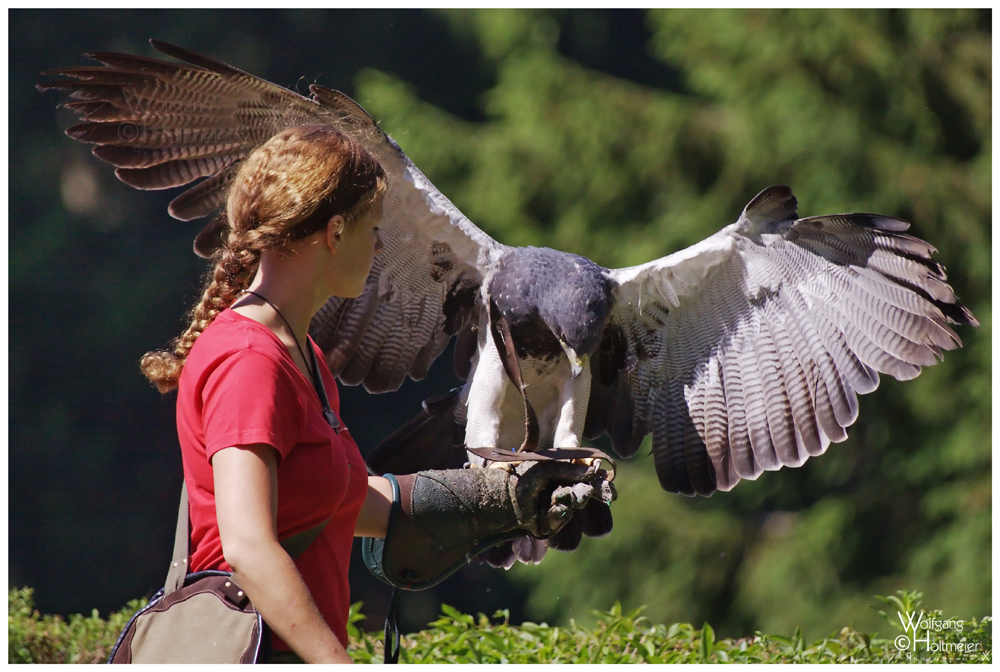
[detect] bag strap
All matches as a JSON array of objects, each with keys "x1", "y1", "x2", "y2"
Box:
[
  {"x1": 164, "y1": 482, "x2": 330, "y2": 595},
  {"x1": 165, "y1": 483, "x2": 191, "y2": 594}
]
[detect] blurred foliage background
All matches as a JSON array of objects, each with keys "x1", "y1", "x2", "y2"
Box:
[{"x1": 10, "y1": 9, "x2": 990, "y2": 640}]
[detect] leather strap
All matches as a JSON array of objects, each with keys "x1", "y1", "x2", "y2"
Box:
[
  {"x1": 165, "y1": 483, "x2": 190, "y2": 595},
  {"x1": 467, "y1": 445, "x2": 616, "y2": 473},
  {"x1": 280, "y1": 518, "x2": 331, "y2": 559},
  {"x1": 383, "y1": 586, "x2": 401, "y2": 664},
  {"x1": 488, "y1": 298, "x2": 539, "y2": 452}
]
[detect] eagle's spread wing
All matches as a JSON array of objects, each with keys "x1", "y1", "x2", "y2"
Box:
[
  {"x1": 39, "y1": 40, "x2": 505, "y2": 392},
  {"x1": 305, "y1": 91, "x2": 504, "y2": 392},
  {"x1": 594, "y1": 185, "x2": 977, "y2": 496},
  {"x1": 38, "y1": 41, "x2": 326, "y2": 227}
]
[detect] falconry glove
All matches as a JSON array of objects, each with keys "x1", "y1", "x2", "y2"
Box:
[{"x1": 362, "y1": 461, "x2": 615, "y2": 591}]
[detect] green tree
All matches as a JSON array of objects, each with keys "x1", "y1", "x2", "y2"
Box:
[{"x1": 351, "y1": 8, "x2": 990, "y2": 638}]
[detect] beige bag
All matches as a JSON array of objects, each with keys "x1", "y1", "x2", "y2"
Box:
[
  {"x1": 110, "y1": 570, "x2": 265, "y2": 664},
  {"x1": 108, "y1": 485, "x2": 327, "y2": 664}
]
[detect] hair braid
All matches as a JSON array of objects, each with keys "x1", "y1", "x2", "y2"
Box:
[{"x1": 140, "y1": 124, "x2": 386, "y2": 393}]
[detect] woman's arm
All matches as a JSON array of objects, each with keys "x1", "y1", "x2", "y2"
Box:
[
  {"x1": 213, "y1": 444, "x2": 353, "y2": 664},
  {"x1": 355, "y1": 476, "x2": 393, "y2": 538}
]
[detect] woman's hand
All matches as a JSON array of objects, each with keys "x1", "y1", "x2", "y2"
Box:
[{"x1": 213, "y1": 444, "x2": 353, "y2": 664}]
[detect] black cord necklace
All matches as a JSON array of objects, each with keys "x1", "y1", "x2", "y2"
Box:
[
  {"x1": 242, "y1": 289, "x2": 314, "y2": 380},
  {"x1": 239, "y1": 289, "x2": 341, "y2": 431}
]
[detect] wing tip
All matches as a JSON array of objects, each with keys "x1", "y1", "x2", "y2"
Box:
[{"x1": 741, "y1": 184, "x2": 799, "y2": 228}]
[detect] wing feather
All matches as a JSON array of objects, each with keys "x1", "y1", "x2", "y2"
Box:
[
  {"x1": 341, "y1": 300, "x2": 398, "y2": 387},
  {"x1": 315, "y1": 285, "x2": 382, "y2": 376},
  {"x1": 701, "y1": 358, "x2": 735, "y2": 489},
  {"x1": 681, "y1": 377, "x2": 716, "y2": 495},
  {"x1": 720, "y1": 350, "x2": 758, "y2": 480},
  {"x1": 739, "y1": 348, "x2": 780, "y2": 471},
  {"x1": 778, "y1": 288, "x2": 847, "y2": 447},
  {"x1": 41, "y1": 41, "x2": 506, "y2": 389},
  {"x1": 410, "y1": 328, "x2": 453, "y2": 381},
  {"x1": 757, "y1": 316, "x2": 801, "y2": 467},
  {"x1": 168, "y1": 169, "x2": 233, "y2": 221},
  {"x1": 653, "y1": 377, "x2": 697, "y2": 495},
  {"x1": 788, "y1": 288, "x2": 866, "y2": 420},
  {"x1": 602, "y1": 185, "x2": 976, "y2": 495},
  {"x1": 769, "y1": 306, "x2": 823, "y2": 459},
  {"x1": 115, "y1": 154, "x2": 240, "y2": 189}
]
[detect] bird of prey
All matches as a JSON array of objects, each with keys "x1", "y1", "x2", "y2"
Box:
[{"x1": 40, "y1": 42, "x2": 978, "y2": 564}]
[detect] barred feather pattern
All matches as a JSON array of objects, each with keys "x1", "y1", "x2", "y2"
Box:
[
  {"x1": 605, "y1": 186, "x2": 977, "y2": 496},
  {"x1": 40, "y1": 40, "x2": 506, "y2": 392},
  {"x1": 308, "y1": 133, "x2": 505, "y2": 392}
]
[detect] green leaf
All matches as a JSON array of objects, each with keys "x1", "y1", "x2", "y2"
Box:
[{"x1": 700, "y1": 622, "x2": 715, "y2": 662}]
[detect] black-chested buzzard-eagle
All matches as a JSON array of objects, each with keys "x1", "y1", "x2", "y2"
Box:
[{"x1": 40, "y1": 41, "x2": 978, "y2": 565}]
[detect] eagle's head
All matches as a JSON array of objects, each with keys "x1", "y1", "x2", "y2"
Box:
[
  {"x1": 542, "y1": 271, "x2": 614, "y2": 378},
  {"x1": 490, "y1": 247, "x2": 615, "y2": 378}
]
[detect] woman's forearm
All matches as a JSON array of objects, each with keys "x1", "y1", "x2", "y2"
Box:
[
  {"x1": 227, "y1": 538, "x2": 352, "y2": 664},
  {"x1": 354, "y1": 476, "x2": 393, "y2": 538}
]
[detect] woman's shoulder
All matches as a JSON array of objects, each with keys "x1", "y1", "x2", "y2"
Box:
[{"x1": 185, "y1": 310, "x2": 292, "y2": 378}]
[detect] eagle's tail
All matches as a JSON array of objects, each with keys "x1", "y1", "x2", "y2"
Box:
[{"x1": 365, "y1": 389, "x2": 468, "y2": 476}]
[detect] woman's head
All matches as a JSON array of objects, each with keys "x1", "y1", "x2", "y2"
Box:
[
  {"x1": 140, "y1": 124, "x2": 387, "y2": 393},
  {"x1": 226, "y1": 124, "x2": 386, "y2": 251}
]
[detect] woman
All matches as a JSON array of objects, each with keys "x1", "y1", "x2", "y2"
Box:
[{"x1": 140, "y1": 125, "x2": 610, "y2": 663}]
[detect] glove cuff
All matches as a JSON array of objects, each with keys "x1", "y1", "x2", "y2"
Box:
[{"x1": 361, "y1": 471, "x2": 523, "y2": 590}]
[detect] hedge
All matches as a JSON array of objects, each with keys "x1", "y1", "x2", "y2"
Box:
[{"x1": 9, "y1": 588, "x2": 990, "y2": 663}]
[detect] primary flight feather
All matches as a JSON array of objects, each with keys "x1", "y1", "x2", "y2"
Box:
[{"x1": 40, "y1": 41, "x2": 978, "y2": 564}]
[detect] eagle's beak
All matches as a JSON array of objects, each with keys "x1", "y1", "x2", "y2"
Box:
[{"x1": 559, "y1": 339, "x2": 588, "y2": 378}]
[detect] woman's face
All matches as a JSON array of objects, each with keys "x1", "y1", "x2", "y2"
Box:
[{"x1": 330, "y1": 201, "x2": 384, "y2": 298}]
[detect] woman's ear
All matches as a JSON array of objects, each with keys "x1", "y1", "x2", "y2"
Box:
[{"x1": 325, "y1": 215, "x2": 346, "y2": 253}]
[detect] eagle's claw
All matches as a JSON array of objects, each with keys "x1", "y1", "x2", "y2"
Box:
[{"x1": 511, "y1": 460, "x2": 616, "y2": 537}]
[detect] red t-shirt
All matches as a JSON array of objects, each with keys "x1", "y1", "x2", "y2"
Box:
[{"x1": 176, "y1": 309, "x2": 367, "y2": 650}]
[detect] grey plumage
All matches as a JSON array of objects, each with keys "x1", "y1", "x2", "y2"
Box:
[
  {"x1": 41, "y1": 43, "x2": 978, "y2": 561},
  {"x1": 488, "y1": 248, "x2": 613, "y2": 362}
]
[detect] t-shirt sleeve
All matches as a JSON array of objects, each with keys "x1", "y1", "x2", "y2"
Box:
[{"x1": 201, "y1": 348, "x2": 305, "y2": 463}]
